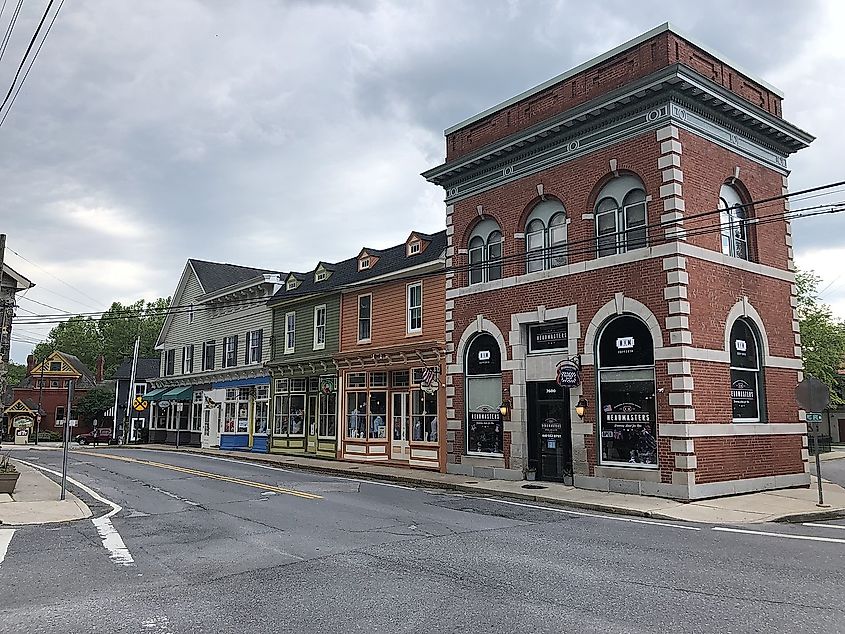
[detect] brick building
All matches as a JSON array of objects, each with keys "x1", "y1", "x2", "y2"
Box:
[{"x1": 423, "y1": 23, "x2": 814, "y2": 499}]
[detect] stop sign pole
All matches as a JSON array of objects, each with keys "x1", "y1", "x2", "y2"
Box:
[{"x1": 795, "y1": 376, "x2": 831, "y2": 507}]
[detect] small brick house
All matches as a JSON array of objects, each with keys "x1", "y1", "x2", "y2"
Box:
[{"x1": 423, "y1": 23, "x2": 814, "y2": 499}]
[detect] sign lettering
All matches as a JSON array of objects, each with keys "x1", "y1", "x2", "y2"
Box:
[{"x1": 616, "y1": 336, "x2": 635, "y2": 351}]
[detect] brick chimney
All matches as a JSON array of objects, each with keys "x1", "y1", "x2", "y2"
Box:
[
  {"x1": 26, "y1": 354, "x2": 35, "y2": 375},
  {"x1": 95, "y1": 355, "x2": 105, "y2": 384}
]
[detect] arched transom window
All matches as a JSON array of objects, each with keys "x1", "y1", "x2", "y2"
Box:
[
  {"x1": 467, "y1": 218, "x2": 503, "y2": 285},
  {"x1": 729, "y1": 318, "x2": 764, "y2": 422},
  {"x1": 525, "y1": 200, "x2": 567, "y2": 273},
  {"x1": 595, "y1": 175, "x2": 648, "y2": 257},
  {"x1": 720, "y1": 184, "x2": 750, "y2": 261}
]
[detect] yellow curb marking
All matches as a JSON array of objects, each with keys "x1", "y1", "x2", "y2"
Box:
[{"x1": 78, "y1": 452, "x2": 322, "y2": 500}]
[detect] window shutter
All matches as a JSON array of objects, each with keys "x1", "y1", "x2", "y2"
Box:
[
  {"x1": 257, "y1": 329, "x2": 263, "y2": 362},
  {"x1": 245, "y1": 331, "x2": 250, "y2": 364},
  {"x1": 233, "y1": 335, "x2": 238, "y2": 366}
]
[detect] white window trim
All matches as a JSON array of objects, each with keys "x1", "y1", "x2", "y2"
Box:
[
  {"x1": 223, "y1": 336, "x2": 237, "y2": 368},
  {"x1": 315, "y1": 270, "x2": 328, "y2": 282},
  {"x1": 287, "y1": 278, "x2": 298, "y2": 290},
  {"x1": 313, "y1": 304, "x2": 327, "y2": 351},
  {"x1": 408, "y1": 241, "x2": 421, "y2": 255},
  {"x1": 284, "y1": 311, "x2": 296, "y2": 354},
  {"x1": 357, "y1": 293, "x2": 372, "y2": 343},
  {"x1": 181, "y1": 345, "x2": 193, "y2": 374},
  {"x1": 407, "y1": 282, "x2": 422, "y2": 334},
  {"x1": 595, "y1": 198, "x2": 648, "y2": 257},
  {"x1": 359, "y1": 257, "x2": 370, "y2": 270},
  {"x1": 247, "y1": 330, "x2": 262, "y2": 364}
]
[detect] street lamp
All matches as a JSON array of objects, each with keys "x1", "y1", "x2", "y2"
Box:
[
  {"x1": 575, "y1": 398, "x2": 588, "y2": 419},
  {"x1": 498, "y1": 398, "x2": 512, "y2": 418}
]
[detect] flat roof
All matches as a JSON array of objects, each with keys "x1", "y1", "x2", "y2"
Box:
[{"x1": 444, "y1": 22, "x2": 784, "y2": 135}]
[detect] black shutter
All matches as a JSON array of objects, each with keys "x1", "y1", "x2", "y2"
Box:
[
  {"x1": 233, "y1": 335, "x2": 238, "y2": 367},
  {"x1": 257, "y1": 329, "x2": 263, "y2": 362},
  {"x1": 201, "y1": 343, "x2": 206, "y2": 371},
  {"x1": 245, "y1": 331, "x2": 251, "y2": 364}
]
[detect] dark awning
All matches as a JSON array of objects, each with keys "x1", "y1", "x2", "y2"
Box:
[
  {"x1": 161, "y1": 386, "x2": 194, "y2": 402},
  {"x1": 144, "y1": 387, "x2": 170, "y2": 402}
]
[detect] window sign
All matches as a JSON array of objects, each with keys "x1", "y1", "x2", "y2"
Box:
[
  {"x1": 730, "y1": 319, "x2": 763, "y2": 422},
  {"x1": 466, "y1": 334, "x2": 503, "y2": 455},
  {"x1": 529, "y1": 321, "x2": 569, "y2": 353},
  {"x1": 597, "y1": 316, "x2": 657, "y2": 468}
]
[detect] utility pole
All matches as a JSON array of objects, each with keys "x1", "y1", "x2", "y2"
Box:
[
  {"x1": 0, "y1": 234, "x2": 8, "y2": 433},
  {"x1": 123, "y1": 336, "x2": 140, "y2": 444},
  {"x1": 60, "y1": 378, "x2": 74, "y2": 501},
  {"x1": 35, "y1": 355, "x2": 46, "y2": 445}
]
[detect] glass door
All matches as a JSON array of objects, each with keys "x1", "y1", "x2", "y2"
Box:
[
  {"x1": 306, "y1": 394, "x2": 318, "y2": 453},
  {"x1": 391, "y1": 392, "x2": 409, "y2": 460},
  {"x1": 527, "y1": 382, "x2": 572, "y2": 483}
]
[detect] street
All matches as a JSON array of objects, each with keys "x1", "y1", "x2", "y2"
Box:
[{"x1": 1, "y1": 448, "x2": 844, "y2": 634}]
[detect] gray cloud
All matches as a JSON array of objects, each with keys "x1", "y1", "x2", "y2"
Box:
[{"x1": 1, "y1": 0, "x2": 842, "y2": 362}]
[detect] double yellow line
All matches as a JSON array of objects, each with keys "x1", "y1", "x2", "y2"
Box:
[{"x1": 79, "y1": 451, "x2": 322, "y2": 500}]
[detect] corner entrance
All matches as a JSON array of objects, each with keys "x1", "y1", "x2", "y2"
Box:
[{"x1": 527, "y1": 381, "x2": 572, "y2": 484}]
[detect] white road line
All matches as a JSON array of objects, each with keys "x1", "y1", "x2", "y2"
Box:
[
  {"x1": 485, "y1": 497, "x2": 702, "y2": 531},
  {"x1": 13, "y1": 458, "x2": 136, "y2": 566},
  {"x1": 0, "y1": 529, "x2": 15, "y2": 566},
  {"x1": 802, "y1": 522, "x2": 845, "y2": 531},
  {"x1": 713, "y1": 526, "x2": 845, "y2": 544}
]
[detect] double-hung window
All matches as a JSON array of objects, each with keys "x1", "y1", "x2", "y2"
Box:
[
  {"x1": 595, "y1": 176, "x2": 648, "y2": 257},
  {"x1": 313, "y1": 305, "x2": 326, "y2": 350},
  {"x1": 181, "y1": 345, "x2": 194, "y2": 374},
  {"x1": 284, "y1": 312, "x2": 296, "y2": 354},
  {"x1": 719, "y1": 184, "x2": 750, "y2": 261},
  {"x1": 245, "y1": 330, "x2": 263, "y2": 364},
  {"x1": 164, "y1": 349, "x2": 175, "y2": 376},
  {"x1": 202, "y1": 340, "x2": 215, "y2": 371},
  {"x1": 223, "y1": 335, "x2": 238, "y2": 368},
  {"x1": 407, "y1": 283, "x2": 422, "y2": 333},
  {"x1": 467, "y1": 219, "x2": 503, "y2": 285},
  {"x1": 358, "y1": 295, "x2": 372, "y2": 342}
]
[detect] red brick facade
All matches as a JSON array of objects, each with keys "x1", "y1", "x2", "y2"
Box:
[{"x1": 427, "y1": 25, "x2": 812, "y2": 499}]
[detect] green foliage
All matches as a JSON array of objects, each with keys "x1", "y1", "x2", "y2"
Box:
[
  {"x1": 5, "y1": 361, "x2": 27, "y2": 387},
  {"x1": 31, "y1": 297, "x2": 170, "y2": 377},
  {"x1": 75, "y1": 384, "x2": 116, "y2": 421},
  {"x1": 796, "y1": 270, "x2": 845, "y2": 407}
]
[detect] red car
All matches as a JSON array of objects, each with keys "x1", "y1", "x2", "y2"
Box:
[{"x1": 73, "y1": 428, "x2": 113, "y2": 446}]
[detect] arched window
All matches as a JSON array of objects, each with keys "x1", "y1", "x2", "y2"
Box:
[
  {"x1": 594, "y1": 175, "x2": 648, "y2": 257},
  {"x1": 465, "y1": 333, "x2": 503, "y2": 455},
  {"x1": 524, "y1": 200, "x2": 567, "y2": 272},
  {"x1": 467, "y1": 219, "x2": 503, "y2": 285},
  {"x1": 729, "y1": 318, "x2": 764, "y2": 422},
  {"x1": 720, "y1": 184, "x2": 750, "y2": 261},
  {"x1": 596, "y1": 315, "x2": 657, "y2": 467}
]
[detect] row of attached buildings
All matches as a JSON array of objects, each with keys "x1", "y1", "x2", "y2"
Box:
[{"x1": 147, "y1": 24, "x2": 818, "y2": 501}]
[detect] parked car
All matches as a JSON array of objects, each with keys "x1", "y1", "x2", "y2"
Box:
[{"x1": 73, "y1": 428, "x2": 113, "y2": 446}]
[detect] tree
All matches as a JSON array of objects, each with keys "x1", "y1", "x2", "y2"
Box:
[
  {"x1": 796, "y1": 270, "x2": 845, "y2": 406},
  {"x1": 5, "y1": 361, "x2": 26, "y2": 388},
  {"x1": 75, "y1": 384, "x2": 116, "y2": 423},
  {"x1": 31, "y1": 297, "x2": 170, "y2": 377}
]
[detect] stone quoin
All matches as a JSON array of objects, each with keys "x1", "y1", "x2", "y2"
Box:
[{"x1": 422, "y1": 23, "x2": 814, "y2": 500}]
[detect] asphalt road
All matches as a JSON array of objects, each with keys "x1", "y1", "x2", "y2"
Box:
[{"x1": 1, "y1": 447, "x2": 844, "y2": 634}]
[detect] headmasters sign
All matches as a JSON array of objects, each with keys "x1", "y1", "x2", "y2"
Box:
[{"x1": 529, "y1": 322, "x2": 568, "y2": 353}]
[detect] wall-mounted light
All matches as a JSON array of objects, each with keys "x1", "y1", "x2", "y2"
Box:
[
  {"x1": 499, "y1": 398, "x2": 512, "y2": 417},
  {"x1": 575, "y1": 398, "x2": 588, "y2": 419}
]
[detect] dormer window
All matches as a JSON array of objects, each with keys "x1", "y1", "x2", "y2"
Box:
[
  {"x1": 359, "y1": 257, "x2": 370, "y2": 271},
  {"x1": 408, "y1": 241, "x2": 421, "y2": 256},
  {"x1": 287, "y1": 278, "x2": 298, "y2": 290},
  {"x1": 315, "y1": 271, "x2": 328, "y2": 282}
]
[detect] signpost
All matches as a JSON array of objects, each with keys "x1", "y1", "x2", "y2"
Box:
[
  {"x1": 133, "y1": 396, "x2": 149, "y2": 412},
  {"x1": 61, "y1": 379, "x2": 75, "y2": 501},
  {"x1": 795, "y1": 376, "x2": 830, "y2": 507}
]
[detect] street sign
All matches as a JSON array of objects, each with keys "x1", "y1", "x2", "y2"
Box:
[
  {"x1": 159, "y1": 400, "x2": 171, "y2": 409},
  {"x1": 806, "y1": 412, "x2": 823, "y2": 423},
  {"x1": 795, "y1": 376, "x2": 830, "y2": 412},
  {"x1": 56, "y1": 419, "x2": 78, "y2": 427},
  {"x1": 133, "y1": 395, "x2": 149, "y2": 412}
]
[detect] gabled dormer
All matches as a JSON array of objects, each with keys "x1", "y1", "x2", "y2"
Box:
[
  {"x1": 357, "y1": 249, "x2": 380, "y2": 272},
  {"x1": 285, "y1": 273, "x2": 301, "y2": 291},
  {"x1": 30, "y1": 351, "x2": 83, "y2": 378},
  {"x1": 314, "y1": 262, "x2": 335, "y2": 283},
  {"x1": 405, "y1": 232, "x2": 432, "y2": 257}
]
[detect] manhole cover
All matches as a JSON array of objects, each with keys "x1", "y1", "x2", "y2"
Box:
[{"x1": 521, "y1": 484, "x2": 547, "y2": 490}]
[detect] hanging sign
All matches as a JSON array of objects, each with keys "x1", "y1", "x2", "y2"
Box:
[
  {"x1": 321, "y1": 378, "x2": 335, "y2": 394},
  {"x1": 555, "y1": 358, "x2": 581, "y2": 388},
  {"x1": 159, "y1": 400, "x2": 171, "y2": 409}
]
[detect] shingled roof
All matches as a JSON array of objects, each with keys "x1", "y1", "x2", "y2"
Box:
[
  {"x1": 189, "y1": 259, "x2": 281, "y2": 294},
  {"x1": 269, "y1": 230, "x2": 446, "y2": 304},
  {"x1": 111, "y1": 357, "x2": 161, "y2": 381}
]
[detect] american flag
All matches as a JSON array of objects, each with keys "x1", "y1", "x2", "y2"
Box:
[{"x1": 421, "y1": 367, "x2": 438, "y2": 387}]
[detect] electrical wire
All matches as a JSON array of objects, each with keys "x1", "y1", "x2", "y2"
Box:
[
  {"x1": 0, "y1": 0, "x2": 64, "y2": 127},
  {"x1": 0, "y1": 0, "x2": 55, "y2": 114},
  {"x1": 18, "y1": 294, "x2": 71, "y2": 314},
  {"x1": 0, "y1": 0, "x2": 23, "y2": 64}
]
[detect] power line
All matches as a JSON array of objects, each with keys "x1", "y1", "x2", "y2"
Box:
[
  {"x1": 0, "y1": 0, "x2": 55, "y2": 114},
  {"x1": 0, "y1": 0, "x2": 23, "y2": 65},
  {"x1": 0, "y1": 0, "x2": 64, "y2": 128},
  {"x1": 4, "y1": 246, "x2": 107, "y2": 310},
  {"x1": 18, "y1": 294, "x2": 71, "y2": 314}
]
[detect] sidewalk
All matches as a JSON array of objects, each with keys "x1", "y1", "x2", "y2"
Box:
[
  {"x1": 0, "y1": 460, "x2": 91, "y2": 525},
  {"x1": 106, "y1": 443, "x2": 845, "y2": 524}
]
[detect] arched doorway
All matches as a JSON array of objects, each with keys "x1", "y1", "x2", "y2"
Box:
[{"x1": 596, "y1": 315, "x2": 658, "y2": 467}]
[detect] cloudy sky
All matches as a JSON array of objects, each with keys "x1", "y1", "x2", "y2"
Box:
[{"x1": 3, "y1": 0, "x2": 844, "y2": 362}]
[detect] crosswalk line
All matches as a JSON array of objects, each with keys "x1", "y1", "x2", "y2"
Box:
[{"x1": 0, "y1": 529, "x2": 15, "y2": 566}]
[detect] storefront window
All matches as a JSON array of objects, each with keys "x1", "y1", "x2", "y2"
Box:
[
  {"x1": 465, "y1": 334, "x2": 503, "y2": 455},
  {"x1": 318, "y1": 390, "x2": 337, "y2": 438},
  {"x1": 369, "y1": 392, "x2": 387, "y2": 438},
  {"x1": 597, "y1": 315, "x2": 657, "y2": 467},
  {"x1": 411, "y1": 389, "x2": 438, "y2": 443},
  {"x1": 254, "y1": 385, "x2": 269, "y2": 434},
  {"x1": 289, "y1": 394, "x2": 305, "y2": 436},
  {"x1": 347, "y1": 392, "x2": 367, "y2": 438},
  {"x1": 730, "y1": 318, "x2": 764, "y2": 422},
  {"x1": 191, "y1": 392, "x2": 203, "y2": 432},
  {"x1": 236, "y1": 387, "x2": 251, "y2": 433}
]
